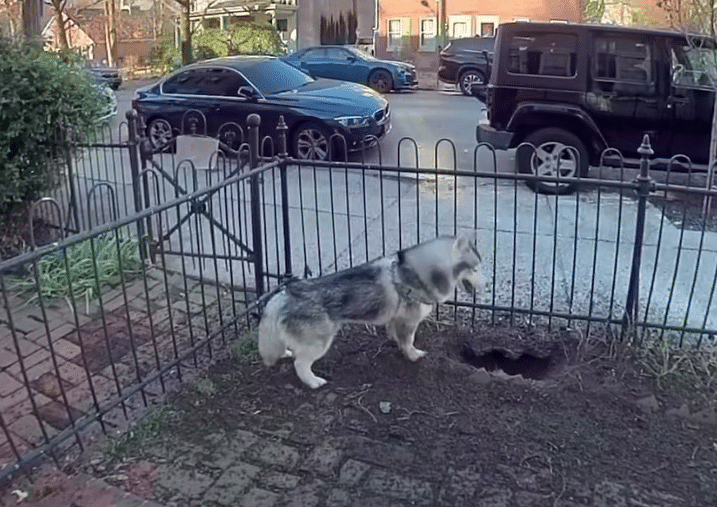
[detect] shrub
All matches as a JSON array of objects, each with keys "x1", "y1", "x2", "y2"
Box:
[
  {"x1": 195, "y1": 22, "x2": 287, "y2": 60},
  {"x1": 150, "y1": 33, "x2": 182, "y2": 75},
  {"x1": 0, "y1": 39, "x2": 105, "y2": 211}
]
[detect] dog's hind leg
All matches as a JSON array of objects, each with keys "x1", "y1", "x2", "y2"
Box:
[
  {"x1": 293, "y1": 338, "x2": 333, "y2": 389},
  {"x1": 291, "y1": 329, "x2": 338, "y2": 389}
]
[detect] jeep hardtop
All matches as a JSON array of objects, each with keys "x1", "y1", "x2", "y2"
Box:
[{"x1": 477, "y1": 21, "x2": 717, "y2": 193}]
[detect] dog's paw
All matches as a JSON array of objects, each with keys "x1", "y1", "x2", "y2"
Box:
[
  {"x1": 404, "y1": 347, "x2": 427, "y2": 362},
  {"x1": 306, "y1": 376, "x2": 328, "y2": 389}
]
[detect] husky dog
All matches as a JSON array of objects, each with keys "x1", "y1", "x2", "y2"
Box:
[{"x1": 258, "y1": 235, "x2": 484, "y2": 388}]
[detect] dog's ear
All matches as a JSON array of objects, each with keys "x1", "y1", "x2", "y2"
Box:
[{"x1": 453, "y1": 231, "x2": 476, "y2": 252}]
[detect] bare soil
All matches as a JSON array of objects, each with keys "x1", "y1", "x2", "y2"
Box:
[
  {"x1": 2, "y1": 322, "x2": 716, "y2": 506},
  {"x1": 154, "y1": 323, "x2": 716, "y2": 505}
]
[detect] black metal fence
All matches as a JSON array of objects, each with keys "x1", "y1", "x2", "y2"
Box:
[{"x1": 2, "y1": 111, "x2": 717, "y2": 484}]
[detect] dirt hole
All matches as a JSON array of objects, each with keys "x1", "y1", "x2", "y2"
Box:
[{"x1": 460, "y1": 345, "x2": 556, "y2": 380}]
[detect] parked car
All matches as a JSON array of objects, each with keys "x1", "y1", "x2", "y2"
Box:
[
  {"x1": 86, "y1": 62, "x2": 122, "y2": 90},
  {"x1": 132, "y1": 56, "x2": 391, "y2": 160},
  {"x1": 477, "y1": 21, "x2": 717, "y2": 194},
  {"x1": 438, "y1": 36, "x2": 494, "y2": 96},
  {"x1": 282, "y1": 45, "x2": 418, "y2": 94},
  {"x1": 94, "y1": 84, "x2": 118, "y2": 122}
]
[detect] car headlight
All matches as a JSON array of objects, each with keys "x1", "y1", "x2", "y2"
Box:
[{"x1": 335, "y1": 115, "x2": 370, "y2": 128}]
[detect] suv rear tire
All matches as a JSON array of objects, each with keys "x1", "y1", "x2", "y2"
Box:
[
  {"x1": 459, "y1": 69, "x2": 485, "y2": 97},
  {"x1": 517, "y1": 128, "x2": 589, "y2": 195}
]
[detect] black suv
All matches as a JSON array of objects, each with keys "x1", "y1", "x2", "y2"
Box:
[
  {"x1": 477, "y1": 22, "x2": 717, "y2": 194},
  {"x1": 438, "y1": 36, "x2": 494, "y2": 96}
]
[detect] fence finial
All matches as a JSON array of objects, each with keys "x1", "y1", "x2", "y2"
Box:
[
  {"x1": 637, "y1": 134, "x2": 654, "y2": 157},
  {"x1": 277, "y1": 115, "x2": 288, "y2": 157}
]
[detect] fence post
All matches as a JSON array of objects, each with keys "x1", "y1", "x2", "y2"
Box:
[
  {"x1": 126, "y1": 110, "x2": 149, "y2": 261},
  {"x1": 248, "y1": 114, "x2": 265, "y2": 297},
  {"x1": 60, "y1": 126, "x2": 81, "y2": 234},
  {"x1": 623, "y1": 134, "x2": 654, "y2": 338},
  {"x1": 276, "y1": 116, "x2": 293, "y2": 281}
]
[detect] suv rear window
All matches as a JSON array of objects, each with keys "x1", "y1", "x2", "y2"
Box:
[{"x1": 507, "y1": 32, "x2": 577, "y2": 77}]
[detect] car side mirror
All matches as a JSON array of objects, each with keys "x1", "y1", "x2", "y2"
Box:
[
  {"x1": 238, "y1": 85, "x2": 256, "y2": 99},
  {"x1": 470, "y1": 82, "x2": 487, "y2": 101},
  {"x1": 347, "y1": 56, "x2": 357, "y2": 63}
]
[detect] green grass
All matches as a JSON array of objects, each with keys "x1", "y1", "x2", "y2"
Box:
[
  {"x1": 105, "y1": 405, "x2": 177, "y2": 458},
  {"x1": 193, "y1": 376, "x2": 218, "y2": 397},
  {"x1": 10, "y1": 232, "x2": 142, "y2": 311},
  {"x1": 228, "y1": 329, "x2": 259, "y2": 364}
]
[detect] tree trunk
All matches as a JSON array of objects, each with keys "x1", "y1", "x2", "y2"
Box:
[
  {"x1": 21, "y1": 0, "x2": 41, "y2": 39},
  {"x1": 104, "y1": 0, "x2": 117, "y2": 65},
  {"x1": 51, "y1": 0, "x2": 69, "y2": 51},
  {"x1": 180, "y1": 0, "x2": 191, "y2": 65}
]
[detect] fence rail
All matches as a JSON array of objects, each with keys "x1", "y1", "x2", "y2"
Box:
[{"x1": 2, "y1": 112, "x2": 717, "y2": 484}]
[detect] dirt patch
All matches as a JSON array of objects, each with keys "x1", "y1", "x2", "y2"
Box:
[
  {"x1": 4, "y1": 321, "x2": 716, "y2": 506},
  {"x1": 73, "y1": 322, "x2": 717, "y2": 506}
]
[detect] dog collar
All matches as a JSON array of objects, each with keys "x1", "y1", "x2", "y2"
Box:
[{"x1": 390, "y1": 260, "x2": 436, "y2": 306}]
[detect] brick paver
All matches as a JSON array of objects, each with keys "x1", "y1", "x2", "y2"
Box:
[
  {"x1": 0, "y1": 270, "x2": 238, "y2": 474},
  {"x1": 58, "y1": 425, "x2": 690, "y2": 507}
]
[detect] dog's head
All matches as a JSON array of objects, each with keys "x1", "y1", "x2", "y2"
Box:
[
  {"x1": 451, "y1": 233, "x2": 484, "y2": 294},
  {"x1": 398, "y1": 234, "x2": 484, "y2": 303}
]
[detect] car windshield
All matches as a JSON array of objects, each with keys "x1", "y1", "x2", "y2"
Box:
[
  {"x1": 345, "y1": 46, "x2": 378, "y2": 62},
  {"x1": 241, "y1": 59, "x2": 315, "y2": 94}
]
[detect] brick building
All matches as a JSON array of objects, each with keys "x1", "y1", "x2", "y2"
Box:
[{"x1": 376, "y1": 0, "x2": 583, "y2": 70}]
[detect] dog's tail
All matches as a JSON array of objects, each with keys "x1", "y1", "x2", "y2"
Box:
[{"x1": 258, "y1": 291, "x2": 288, "y2": 366}]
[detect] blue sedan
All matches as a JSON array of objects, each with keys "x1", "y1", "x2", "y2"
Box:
[{"x1": 283, "y1": 46, "x2": 418, "y2": 94}]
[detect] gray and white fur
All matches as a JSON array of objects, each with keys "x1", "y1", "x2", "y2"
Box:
[{"x1": 258, "y1": 235, "x2": 484, "y2": 388}]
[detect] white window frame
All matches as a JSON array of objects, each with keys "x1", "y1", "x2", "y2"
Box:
[
  {"x1": 476, "y1": 15, "x2": 499, "y2": 37},
  {"x1": 448, "y1": 15, "x2": 472, "y2": 39},
  {"x1": 387, "y1": 18, "x2": 403, "y2": 52},
  {"x1": 420, "y1": 17, "x2": 437, "y2": 51}
]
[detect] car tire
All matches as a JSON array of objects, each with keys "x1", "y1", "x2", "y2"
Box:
[
  {"x1": 147, "y1": 118, "x2": 173, "y2": 151},
  {"x1": 517, "y1": 128, "x2": 589, "y2": 195},
  {"x1": 369, "y1": 70, "x2": 393, "y2": 94},
  {"x1": 293, "y1": 123, "x2": 333, "y2": 161},
  {"x1": 459, "y1": 69, "x2": 485, "y2": 97}
]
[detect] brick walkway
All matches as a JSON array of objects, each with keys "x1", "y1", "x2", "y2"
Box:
[
  {"x1": 67, "y1": 427, "x2": 685, "y2": 507},
  {"x1": 0, "y1": 266, "x2": 244, "y2": 471}
]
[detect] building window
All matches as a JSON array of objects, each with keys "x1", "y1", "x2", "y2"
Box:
[
  {"x1": 480, "y1": 22, "x2": 494, "y2": 37},
  {"x1": 476, "y1": 15, "x2": 499, "y2": 37},
  {"x1": 420, "y1": 18, "x2": 436, "y2": 51},
  {"x1": 276, "y1": 19, "x2": 288, "y2": 32},
  {"x1": 388, "y1": 19, "x2": 403, "y2": 51},
  {"x1": 204, "y1": 18, "x2": 220, "y2": 29}
]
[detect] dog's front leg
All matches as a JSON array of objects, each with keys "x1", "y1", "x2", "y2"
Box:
[{"x1": 387, "y1": 317, "x2": 426, "y2": 362}]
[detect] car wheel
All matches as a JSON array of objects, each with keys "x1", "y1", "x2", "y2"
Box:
[
  {"x1": 293, "y1": 123, "x2": 331, "y2": 161},
  {"x1": 147, "y1": 118, "x2": 173, "y2": 151},
  {"x1": 459, "y1": 69, "x2": 484, "y2": 96},
  {"x1": 517, "y1": 128, "x2": 589, "y2": 195},
  {"x1": 369, "y1": 70, "x2": 393, "y2": 94}
]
